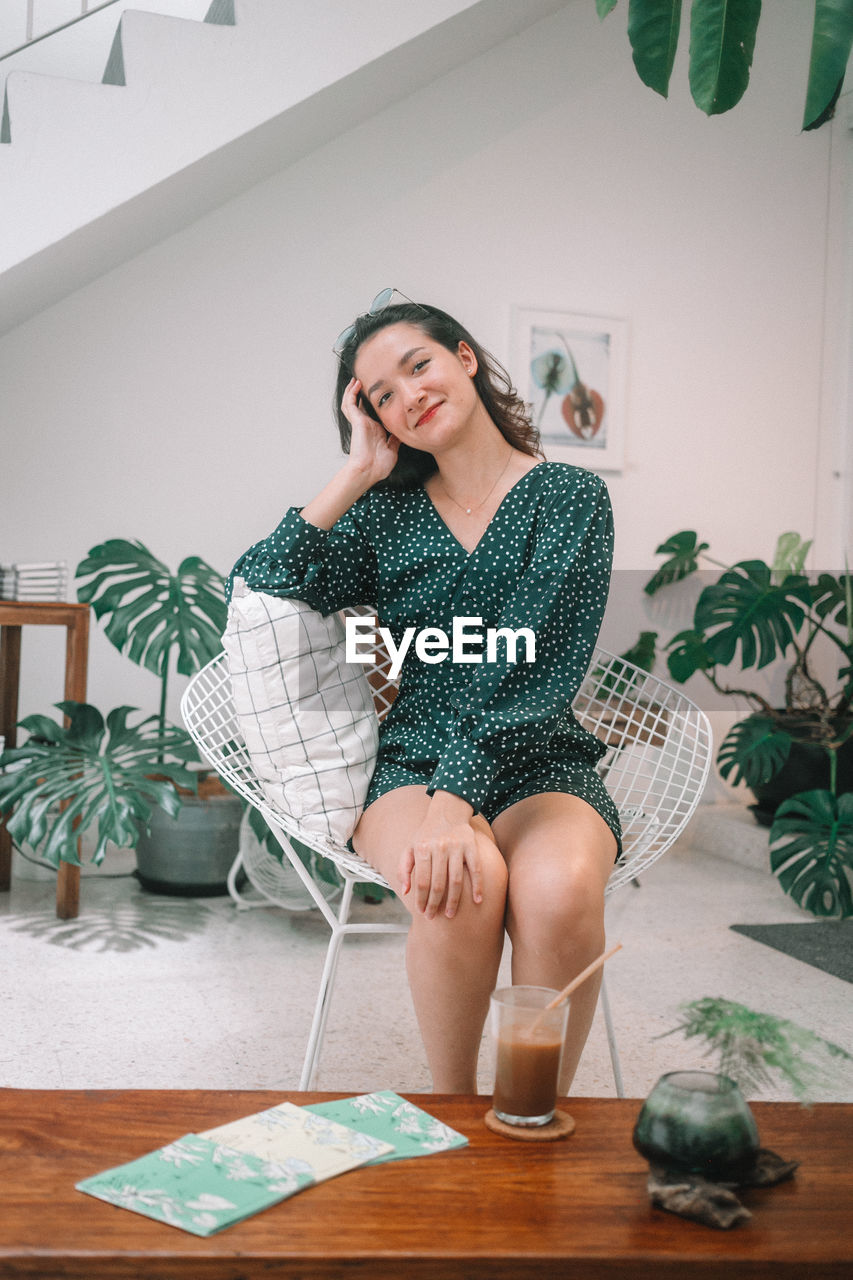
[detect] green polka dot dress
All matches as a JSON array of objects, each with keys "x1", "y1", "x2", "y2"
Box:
[{"x1": 229, "y1": 461, "x2": 622, "y2": 852}]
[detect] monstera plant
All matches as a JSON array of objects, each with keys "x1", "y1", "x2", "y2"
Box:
[
  {"x1": 0, "y1": 704, "x2": 196, "y2": 869},
  {"x1": 0, "y1": 541, "x2": 232, "y2": 885},
  {"x1": 641, "y1": 531, "x2": 853, "y2": 918},
  {"x1": 76, "y1": 539, "x2": 227, "y2": 752},
  {"x1": 71, "y1": 539, "x2": 238, "y2": 892}
]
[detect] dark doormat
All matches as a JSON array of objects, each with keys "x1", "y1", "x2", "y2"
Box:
[{"x1": 730, "y1": 922, "x2": 853, "y2": 984}]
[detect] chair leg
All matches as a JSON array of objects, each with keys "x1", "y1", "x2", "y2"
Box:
[
  {"x1": 227, "y1": 850, "x2": 250, "y2": 907},
  {"x1": 298, "y1": 878, "x2": 356, "y2": 1090},
  {"x1": 600, "y1": 973, "x2": 625, "y2": 1098}
]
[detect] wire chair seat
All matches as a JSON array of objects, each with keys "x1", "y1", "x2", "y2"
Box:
[{"x1": 181, "y1": 640, "x2": 712, "y2": 1092}]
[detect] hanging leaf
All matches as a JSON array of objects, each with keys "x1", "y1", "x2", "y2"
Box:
[
  {"x1": 717, "y1": 714, "x2": 793, "y2": 788},
  {"x1": 770, "y1": 790, "x2": 853, "y2": 918},
  {"x1": 803, "y1": 0, "x2": 853, "y2": 130},
  {"x1": 665, "y1": 628, "x2": 713, "y2": 682},
  {"x1": 628, "y1": 0, "x2": 683, "y2": 97},
  {"x1": 596, "y1": 0, "x2": 619, "y2": 17},
  {"x1": 695, "y1": 561, "x2": 813, "y2": 670},
  {"x1": 688, "y1": 0, "x2": 762, "y2": 116},
  {"x1": 644, "y1": 530, "x2": 710, "y2": 596},
  {"x1": 0, "y1": 703, "x2": 197, "y2": 867},
  {"x1": 76, "y1": 539, "x2": 227, "y2": 680}
]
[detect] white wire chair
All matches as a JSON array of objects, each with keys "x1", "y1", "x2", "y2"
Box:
[{"x1": 181, "y1": 635, "x2": 712, "y2": 1094}]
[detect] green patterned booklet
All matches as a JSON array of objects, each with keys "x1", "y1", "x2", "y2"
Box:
[
  {"x1": 76, "y1": 1104, "x2": 393, "y2": 1237},
  {"x1": 76, "y1": 1133, "x2": 313, "y2": 1236},
  {"x1": 306, "y1": 1090, "x2": 468, "y2": 1163}
]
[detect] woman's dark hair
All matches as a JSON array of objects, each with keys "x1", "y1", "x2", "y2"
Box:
[{"x1": 332, "y1": 302, "x2": 542, "y2": 488}]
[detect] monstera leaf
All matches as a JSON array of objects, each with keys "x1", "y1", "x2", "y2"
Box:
[
  {"x1": 717, "y1": 715, "x2": 793, "y2": 789},
  {"x1": 771, "y1": 532, "x2": 812, "y2": 584},
  {"x1": 0, "y1": 703, "x2": 197, "y2": 867},
  {"x1": 644, "y1": 531, "x2": 709, "y2": 596},
  {"x1": 812, "y1": 571, "x2": 852, "y2": 631},
  {"x1": 694, "y1": 561, "x2": 813, "y2": 671},
  {"x1": 665, "y1": 628, "x2": 713, "y2": 683},
  {"x1": 770, "y1": 790, "x2": 853, "y2": 919},
  {"x1": 76, "y1": 539, "x2": 226, "y2": 680}
]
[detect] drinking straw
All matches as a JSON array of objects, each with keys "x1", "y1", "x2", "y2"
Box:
[{"x1": 544, "y1": 942, "x2": 623, "y2": 1010}]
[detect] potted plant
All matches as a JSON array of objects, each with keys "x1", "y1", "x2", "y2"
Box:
[
  {"x1": 632, "y1": 997, "x2": 851, "y2": 1224},
  {"x1": 0, "y1": 702, "x2": 197, "y2": 873},
  {"x1": 639, "y1": 531, "x2": 853, "y2": 917},
  {"x1": 72, "y1": 538, "x2": 243, "y2": 893},
  {"x1": 659, "y1": 996, "x2": 852, "y2": 1102}
]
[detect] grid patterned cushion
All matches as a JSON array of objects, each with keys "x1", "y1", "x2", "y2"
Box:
[{"x1": 222, "y1": 579, "x2": 379, "y2": 843}]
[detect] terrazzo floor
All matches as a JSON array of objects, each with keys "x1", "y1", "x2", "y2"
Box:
[{"x1": 2, "y1": 807, "x2": 851, "y2": 1102}]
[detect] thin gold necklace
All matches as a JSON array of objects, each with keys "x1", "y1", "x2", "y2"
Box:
[{"x1": 439, "y1": 448, "x2": 514, "y2": 516}]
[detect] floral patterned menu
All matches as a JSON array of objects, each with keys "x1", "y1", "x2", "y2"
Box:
[
  {"x1": 200, "y1": 1100, "x2": 392, "y2": 1176},
  {"x1": 76, "y1": 1094, "x2": 467, "y2": 1235},
  {"x1": 76, "y1": 1133, "x2": 314, "y2": 1236},
  {"x1": 306, "y1": 1090, "x2": 469, "y2": 1163}
]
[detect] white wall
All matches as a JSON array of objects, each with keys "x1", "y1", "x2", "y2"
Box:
[{"x1": 0, "y1": 0, "x2": 848, "y2": 781}]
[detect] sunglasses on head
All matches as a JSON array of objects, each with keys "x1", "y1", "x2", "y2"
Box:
[{"x1": 333, "y1": 288, "x2": 427, "y2": 357}]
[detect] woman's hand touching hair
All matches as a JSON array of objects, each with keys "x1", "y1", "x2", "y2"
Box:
[
  {"x1": 297, "y1": 377, "x2": 399, "y2": 532},
  {"x1": 341, "y1": 377, "x2": 400, "y2": 486}
]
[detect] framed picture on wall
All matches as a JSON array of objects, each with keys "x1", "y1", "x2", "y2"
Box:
[{"x1": 512, "y1": 308, "x2": 627, "y2": 472}]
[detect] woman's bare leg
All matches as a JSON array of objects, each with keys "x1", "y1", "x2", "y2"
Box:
[
  {"x1": 491, "y1": 793, "x2": 616, "y2": 1092},
  {"x1": 353, "y1": 786, "x2": 507, "y2": 1092}
]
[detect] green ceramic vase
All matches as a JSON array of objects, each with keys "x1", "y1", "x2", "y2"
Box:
[{"x1": 632, "y1": 1071, "x2": 760, "y2": 1178}]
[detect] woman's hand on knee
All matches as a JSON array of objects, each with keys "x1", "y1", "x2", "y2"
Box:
[{"x1": 399, "y1": 791, "x2": 484, "y2": 919}]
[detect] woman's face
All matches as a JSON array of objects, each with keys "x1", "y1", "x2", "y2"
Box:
[{"x1": 352, "y1": 322, "x2": 480, "y2": 453}]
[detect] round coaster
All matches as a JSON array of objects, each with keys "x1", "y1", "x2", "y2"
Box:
[{"x1": 484, "y1": 1107, "x2": 575, "y2": 1142}]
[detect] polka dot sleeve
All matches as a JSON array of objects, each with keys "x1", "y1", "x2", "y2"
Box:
[
  {"x1": 226, "y1": 500, "x2": 378, "y2": 616},
  {"x1": 427, "y1": 473, "x2": 614, "y2": 813}
]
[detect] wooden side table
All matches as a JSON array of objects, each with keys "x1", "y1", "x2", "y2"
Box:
[{"x1": 0, "y1": 600, "x2": 90, "y2": 920}]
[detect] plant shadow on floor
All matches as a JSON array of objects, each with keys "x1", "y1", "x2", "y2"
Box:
[{"x1": 0, "y1": 895, "x2": 213, "y2": 952}]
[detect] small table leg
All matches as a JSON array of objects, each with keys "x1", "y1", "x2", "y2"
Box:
[
  {"x1": 0, "y1": 624, "x2": 22, "y2": 893},
  {"x1": 56, "y1": 860, "x2": 80, "y2": 920},
  {"x1": 55, "y1": 611, "x2": 90, "y2": 920},
  {"x1": 0, "y1": 610, "x2": 89, "y2": 918}
]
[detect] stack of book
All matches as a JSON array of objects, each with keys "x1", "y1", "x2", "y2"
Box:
[
  {"x1": 0, "y1": 561, "x2": 68, "y2": 601},
  {"x1": 76, "y1": 1090, "x2": 468, "y2": 1236}
]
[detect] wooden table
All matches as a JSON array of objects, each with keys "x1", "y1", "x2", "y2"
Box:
[
  {"x1": 0, "y1": 600, "x2": 90, "y2": 919},
  {"x1": 0, "y1": 1090, "x2": 850, "y2": 1278}
]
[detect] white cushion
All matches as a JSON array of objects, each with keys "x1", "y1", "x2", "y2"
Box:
[{"x1": 222, "y1": 580, "x2": 379, "y2": 843}]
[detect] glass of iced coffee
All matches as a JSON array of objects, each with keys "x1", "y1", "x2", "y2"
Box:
[{"x1": 490, "y1": 986, "x2": 570, "y2": 1126}]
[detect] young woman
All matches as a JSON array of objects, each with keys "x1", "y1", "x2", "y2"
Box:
[{"x1": 229, "y1": 293, "x2": 621, "y2": 1094}]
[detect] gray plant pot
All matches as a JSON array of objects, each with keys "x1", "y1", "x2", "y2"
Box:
[{"x1": 134, "y1": 789, "x2": 243, "y2": 896}]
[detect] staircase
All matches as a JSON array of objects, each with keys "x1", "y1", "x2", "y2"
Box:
[{"x1": 0, "y1": 0, "x2": 568, "y2": 337}]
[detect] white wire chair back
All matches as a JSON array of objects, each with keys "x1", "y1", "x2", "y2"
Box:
[
  {"x1": 181, "y1": 634, "x2": 712, "y2": 897},
  {"x1": 573, "y1": 650, "x2": 713, "y2": 893}
]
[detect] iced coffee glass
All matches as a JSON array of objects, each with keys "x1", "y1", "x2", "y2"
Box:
[{"x1": 490, "y1": 986, "x2": 570, "y2": 1126}]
